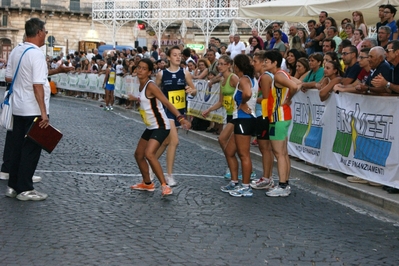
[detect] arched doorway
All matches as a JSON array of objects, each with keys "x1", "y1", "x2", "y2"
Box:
[{"x1": 0, "y1": 38, "x2": 12, "y2": 61}]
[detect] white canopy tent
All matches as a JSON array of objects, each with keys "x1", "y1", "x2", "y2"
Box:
[{"x1": 240, "y1": 0, "x2": 399, "y2": 25}]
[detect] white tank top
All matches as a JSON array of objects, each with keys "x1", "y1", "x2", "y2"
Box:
[{"x1": 139, "y1": 80, "x2": 170, "y2": 130}]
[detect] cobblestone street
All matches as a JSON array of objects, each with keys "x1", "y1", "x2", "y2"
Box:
[{"x1": 0, "y1": 96, "x2": 398, "y2": 266}]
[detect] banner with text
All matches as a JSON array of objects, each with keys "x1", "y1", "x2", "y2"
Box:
[
  {"x1": 187, "y1": 80, "x2": 226, "y2": 124},
  {"x1": 288, "y1": 90, "x2": 399, "y2": 188}
]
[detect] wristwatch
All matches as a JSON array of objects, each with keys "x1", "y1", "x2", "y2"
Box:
[{"x1": 386, "y1": 82, "x2": 391, "y2": 89}]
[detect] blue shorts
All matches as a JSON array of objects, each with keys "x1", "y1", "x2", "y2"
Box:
[
  {"x1": 165, "y1": 108, "x2": 185, "y2": 127},
  {"x1": 105, "y1": 84, "x2": 115, "y2": 91}
]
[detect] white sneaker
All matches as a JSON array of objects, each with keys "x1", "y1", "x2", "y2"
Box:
[
  {"x1": 165, "y1": 174, "x2": 177, "y2": 187},
  {"x1": 16, "y1": 190, "x2": 48, "y2": 201},
  {"x1": 0, "y1": 172, "x2": 41, "y2": 183},
  {"x1": 266, "y1": 185, "x2": 291, "y2": 197}
]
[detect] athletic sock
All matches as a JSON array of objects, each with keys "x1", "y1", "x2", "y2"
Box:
[{"x1": 279, "y1": 182, "x2": 287, "y2": 189}]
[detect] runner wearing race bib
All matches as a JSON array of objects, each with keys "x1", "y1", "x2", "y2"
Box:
[
  {"x1": 103, "y1": 59, "x2": 116, "y2": 111},
  {"x1": 130, "y1": 58, "x2": 191, "y2": 197},
  {"x1": 263, "y1": 50, "x2": 299, "y2": 198},
  {"x1": 155, "y1": 45, "x2": 196, "y2": 187},
  {"x1": 250, "y1": 50, "x2": 275, "y2": 191}
]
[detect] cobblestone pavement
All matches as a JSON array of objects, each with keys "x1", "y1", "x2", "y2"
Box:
[{"x1": 0, "y1": 96, "x2": 398, "y2": 266}]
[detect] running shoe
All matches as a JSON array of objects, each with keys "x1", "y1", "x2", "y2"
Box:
[
  {"x1": 109, "y1": 106, "x2": 114, "y2": 111},
  {"x1": 16, "y1": 190, "x2": 48, "y2": 201},
  {"x1": 229, "y1": 186, "x2": 253, "y2": 197},
  {"x1": 161, "y1": 185, "x2": 173, "y2": 197},
  {"x1": 165, "y1": 174, "x2": 177, "y2": 187},
  {"x1": 250, "y1": 177, "x2": 274, "y2": 190},
  {"x1": 265, "y1": 185, "x2": 291, "y2": 197},
  {"x1": 130, "y1": 182, "x2": 155, "y2": 191},
  {"x1": 220, "y1": 181, "x2": 240, "y2": 193}
]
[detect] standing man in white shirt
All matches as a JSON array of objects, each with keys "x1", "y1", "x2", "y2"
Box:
[
  {"x1": 228, "y1": 34, "x2": 246, "y2": 59},
  {"x1": 4, "y1": 18, "x2": 70, "y2": 201}
]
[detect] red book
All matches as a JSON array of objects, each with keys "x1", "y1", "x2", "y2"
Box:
[{"x1": 25, "y1": 117, "x2": 63, "y2": 153}]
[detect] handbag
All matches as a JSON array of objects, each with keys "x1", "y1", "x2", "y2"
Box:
[{"x1": 0, "y1": 47, "x2": 34, "y2": 130}]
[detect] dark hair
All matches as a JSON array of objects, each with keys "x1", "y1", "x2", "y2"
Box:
[
  {"x1": 329, "y1": 26, "x2": 338, "y2": 33},
  {"x1": 249, "y1": 37, "x2": 262, "y2": 51},
  {"x1": 139, "y1": 58, "x2": 154, "y2": 72},
  {"x1": 25, "y1": 18, "x2": 45, "y2": 38},
  {"x1": 152, "y1": 44, "x2": 158, "y2": 50},
  {"x1": 233, "y1": 54, "x2": 254, "y2": 78},
  {"x1": 360, "y1": 47, "x2": 371, "y2": 54},
  {"x1": 354, "y1": 29, "x2": 365, "y2": 39},
  {"x1": 388, "y1": 40, "x2": 399, "y2": 51},
  {"x1": 273, "y1": 30, "x2": 282, "y2": 36},
  {"x1": 264, "y1": 50, "x2": 283, "y2": 68},
  {"x1": 167, "y1": 45, "x2": 181, "y2": 57},
  {"x1": 307, "y1": 19, "x2": 316, "y2": 25},
  {"x1": 321, "y1": 11, "x2": 328, "y2": 17},
  {"x1": 340, "y1": 39, "x2": 352, "y2": 49},
  {"x1": 266, "y1": 29, "x2": 273, "y2": 38},
  {"x1": 309, "y1": 53, "x2": 324, "y2": 67},
  {"x1": 182, "y1": 48, "x2": 191, "y2": 57},
  {"x1": 346, "y1": 45, "x2": 359, "y2": 58},
  {"x1": 137, "y1": 46, "x2": 143, "y2": 53},
  {"x1": 341, "y1": 18, "x2": 351, "y2": 25},
  {"x1": 325, "y1": 17, "x2": 338, "y2": 28},
  {"x1": 286, "y1": 49, "x2": 301, "y2": 76},
  {"x1": 297, "y1": 57, "x2": 310, "y2": 73},
  {"x1": 325, "y1": 60, "x2": 344, "y2": 77},
  {"x1": 385, "y1": 4, "x2": 397, "y2": 16},
  {"x1": 324, "y1": 51, "x2": 340, "y2": 64},
  {"x1": 323, "y1": 38, "x2": 337, "y2": 50}
]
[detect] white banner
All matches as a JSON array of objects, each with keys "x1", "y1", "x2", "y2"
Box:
[
  {"x1": 288, "y1": 90, "x2": 399, "y2": 188},
  {"x1": 187, "y1": 79, "x2": 226, "y2": 124}
]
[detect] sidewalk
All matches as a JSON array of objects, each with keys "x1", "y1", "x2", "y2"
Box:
[{"x1": 183, "y1": 126, "x2": 399, "y2": 215}]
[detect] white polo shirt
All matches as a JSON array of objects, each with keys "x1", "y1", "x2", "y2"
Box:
[
  {"x1": 6, "y1": 42, "x2": 50, "y2": 116},
  {"x1": 228, "y1": 41, "x2": 246, "y2": 59}
]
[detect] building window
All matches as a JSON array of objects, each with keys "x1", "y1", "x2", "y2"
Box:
[
  {"x1": 2, "y1": 0, "x2": 11, "y2": 6},
  {"x1": 30, "y1": 0, "x2": 41, "y2": 9},
  {"x1": 2, "y1": 15, "x2": 8, "y2": 27},
  {"x1": 70, "y1": 0, "x2": 80, "y2": 12}
]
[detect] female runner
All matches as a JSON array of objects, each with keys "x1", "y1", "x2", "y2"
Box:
[
  {"x1": 154, "y1": 46, "x2": 196, "y2": 186},
  {"x1": 130, "y1": 58, "x2": 191, "y2": 197}
]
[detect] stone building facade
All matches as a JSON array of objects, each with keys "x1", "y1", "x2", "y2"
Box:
[{"x1": 0, "y1": 0, "x2": 254, "y2": 60}]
